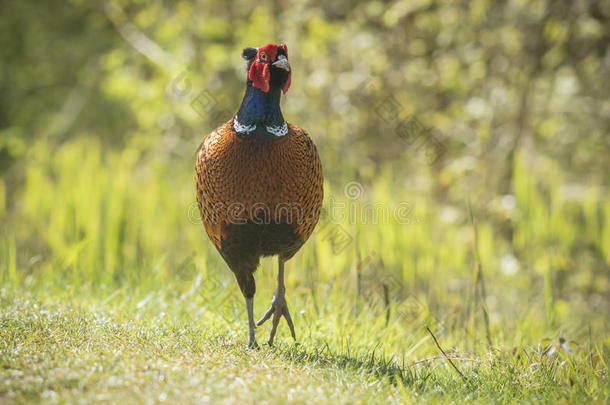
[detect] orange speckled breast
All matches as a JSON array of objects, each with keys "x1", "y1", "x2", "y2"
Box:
[{"x1": 195, "y1": 120, "x2": 324, "y2": 255}]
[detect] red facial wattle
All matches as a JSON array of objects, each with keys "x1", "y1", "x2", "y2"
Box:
[
  {"x1": 248, "y1": 43, "x2": 291, "y2": 94},
  {"x1": 248, "y1": 59, "x2": 270, "y2": 92}
]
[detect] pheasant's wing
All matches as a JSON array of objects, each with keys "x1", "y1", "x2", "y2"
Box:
[
  {"x1": 195, "y1": 120, "x2": 233, "y2": 250},
  {"x1": 284, "y1": 125, "x2": 324, "y2": 245}
]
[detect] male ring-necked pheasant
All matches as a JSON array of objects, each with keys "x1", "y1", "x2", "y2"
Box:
[{"x1": 195, "y1": 43, "x2": 324, "y2": 348}]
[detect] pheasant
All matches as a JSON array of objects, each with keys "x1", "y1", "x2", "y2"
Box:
[{"x1": 195, "y1": 43, "x2": 324, "y2": 348}]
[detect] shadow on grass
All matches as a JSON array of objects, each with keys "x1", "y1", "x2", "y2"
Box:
[
  {"x1": 267, "y1": 341, "x2": 433, "y2": 388},
  {"x1": 206, "y1": 332, "x2": 428, "y2": 386}
]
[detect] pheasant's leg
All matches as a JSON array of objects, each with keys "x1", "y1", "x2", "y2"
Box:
[
  {"x1": 245, "y1": 297, "x2": 259, "y2": 349},
  {"x1": 256, "y1": 258, "x2": 296, "y2": 345}
]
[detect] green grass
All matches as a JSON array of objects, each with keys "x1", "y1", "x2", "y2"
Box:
[
  {"x1": 1, "y1": 138, "x2": 609, "y2": 403},
  {"x1": 1, "y1": 288, "x2": 607, "y2": 404}
]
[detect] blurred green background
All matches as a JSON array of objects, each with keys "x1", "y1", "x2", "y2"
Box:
[{"x1": 0, "y1": 0, "x2": 609, "y2": 349}]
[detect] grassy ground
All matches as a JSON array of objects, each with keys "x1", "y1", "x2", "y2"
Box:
[
  {"x1": 1, "y1": 139, "x2": 609, "y2": 403},
  {"x1": 1, "y1": 288, "x2": 607, "y2": 404}
]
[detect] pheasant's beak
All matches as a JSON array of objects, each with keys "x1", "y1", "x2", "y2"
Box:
[{"x1": 272, "y1": 55, "x2": 290, "y2": 71}]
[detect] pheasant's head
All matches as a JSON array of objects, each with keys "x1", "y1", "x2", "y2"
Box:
[{"x1": 242, "y1": 43, "x2": 291, "y2": 94}]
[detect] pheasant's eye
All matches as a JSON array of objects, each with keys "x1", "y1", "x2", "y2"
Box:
[{"x1": 260, "y1": 52, "x2": 268, "y2": 62}]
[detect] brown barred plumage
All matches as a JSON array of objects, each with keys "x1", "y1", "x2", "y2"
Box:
[{"x1": 195, "y1": 120, "x2": 323, "y2": 262}]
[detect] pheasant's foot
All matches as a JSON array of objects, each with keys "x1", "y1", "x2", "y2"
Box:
[
  {"x1": 247, "y1": 338, "x2": 259, "y2": 350},
  {"x1": 256, "y1": 291, "x2": 296, "y2": 346}
]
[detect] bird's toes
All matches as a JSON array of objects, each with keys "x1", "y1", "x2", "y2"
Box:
[
  {"x1": 256, "y1": 305, "x2": 275, "y2": 326},
  {"x1": 283, "y1": 306, "x2": 296, "y2": 340}
]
